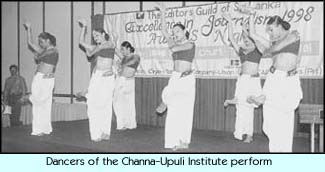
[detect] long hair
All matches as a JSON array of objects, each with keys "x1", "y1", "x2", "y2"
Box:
[{"x1": 267, "y1": 15, "x2": 291, "y2": 31}]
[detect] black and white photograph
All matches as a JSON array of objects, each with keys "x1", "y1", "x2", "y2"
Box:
[{"x1": 1, "y1": 1, "x2": 324, "y2": 153}]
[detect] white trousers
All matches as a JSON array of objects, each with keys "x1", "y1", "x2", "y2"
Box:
[
  {"x1": 162, "y1": 71, "x2": 196, "y2": 148},
  {"x1": 29, "y1": 72, "x2": 55, "y2": 135},
  {"x1": 86, "y1": 70, "x2": 115, "y2": 141},
  {"x1": 113, "y1": 76, "x2": 137, "y2": 130},
  {"x1": 234, "y1": 74, "x2": 262, "y2": 139},
  {"x1": 262, "y1": 70, "x2": 303, "y2": 152}
]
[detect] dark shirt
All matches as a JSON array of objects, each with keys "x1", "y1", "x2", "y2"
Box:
[
  {"x1": 271, "y1": 40, "x2": 300, "y2": 57},
  {"x1": 121, "y1": 54, "x2": 140, "y2": 70},
  {"x1": 37, "y1": 48, "x2": 59, "y2": 66},
  {"x1": 172, "y1": 42, "x2": 196, "y2": 63},
  {"x1": 238, "y1": 47, "x2": 262, "y2": 64},
  {"x1": 94, "y1": 48, "x2": 115, "y2": 59}
]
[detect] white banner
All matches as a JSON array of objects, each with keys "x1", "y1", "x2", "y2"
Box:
[{"x1": 104, "y1": 2, "x2": 323, "y2": 79}]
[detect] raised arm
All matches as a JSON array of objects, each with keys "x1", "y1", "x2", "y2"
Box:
[
  {"x1": 106, "y1": 19, "x2": 117, "y2": 49},
  {"x1": 246, "y1": 13, "x2": 266, "y2": 53},
  {"x1": 238, "y1": 5, "x2": 272, "y2": 50},
  {"x1": 23, "y1": 22, "x2": 43, "y2": 56},
  {"x1": 222, "y1": 13, "x2": 240, "y2": 53},
  {"x1": 78, "y1": 19, "x2": 95, "y2": 57},
  {"x1": 156, "y1": 2, "x2": 176, "y2": 48}
]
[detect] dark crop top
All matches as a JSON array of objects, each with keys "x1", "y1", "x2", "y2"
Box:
[
  {"x1": 94, "y1": 48, "x2": 115, "y2": 59},
  {"x1": 121, "y1": 54, "x2": 140, "y2": 69},
  {"x1": 172, "y1": 42, "x2": 195, "y2": 62},
  {"x1": 238, "y1": 47, "x2": 262, "y2": 64},
  {"x1": 271, "y1": 40, "x2": 300, "y2": 57},
  {"x1": 37, "y1": 48, "x2": 59, "y2": 66}
]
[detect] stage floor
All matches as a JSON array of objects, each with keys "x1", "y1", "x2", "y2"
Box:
[{"x1": 2, "y1": 120, "x2": 310, "y2": 153}]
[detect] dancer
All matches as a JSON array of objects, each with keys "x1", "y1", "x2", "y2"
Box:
[
  {"x1": 240, "y1": 6, "x2": 302, "y2": 152},
  {"x1": 113, "y1": 41, "x2": 140, "y2": 130},
  {"x1": 222, "y1": 12, "x2": 263, "y2": 143},
  {"x1": 23, "y1": 21, "x2": 58, "y2": 136},
  {"x1": 78, "y1": 19, "x2": 115, "y2": 142},
  {"x1": 155, "y1": 2, "x2": 196, "y2": 151}
]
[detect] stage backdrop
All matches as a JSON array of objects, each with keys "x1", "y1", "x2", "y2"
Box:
[{"x1": 104, "y1": 1, "x2": 323, "y2": 79}]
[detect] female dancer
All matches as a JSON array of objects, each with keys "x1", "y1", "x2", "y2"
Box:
[
  {"x1": 113, "y1": 41, "x2": 140, "y2": 130},
  {"x1": 223, "y1": 12, "x2": 263, "y2": 143},
  {"x1": 155, "y1": 2, "x2": 196, "y2": 151},
  {"x1": 240, "y1": 6, "x2": 302, "y2": 152},
  {"x1": 23, "y1": 22, "x2": 58, "y2": 136},
  {"x1": 78, "y1": 19, "x2": 116, "y2": 142}
]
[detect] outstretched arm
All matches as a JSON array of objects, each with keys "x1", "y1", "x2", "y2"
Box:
[{"x1": 23, "y1": 22, "x2": 43, "y2": 56}]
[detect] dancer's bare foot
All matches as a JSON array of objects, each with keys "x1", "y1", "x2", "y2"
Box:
[
  {"x1": 171, "y1": 145, "x2": 182, "y2": 151},
  {"x1": 243, "y1": 135, "x2": 253, "y2": 143},
  {"x1": 156, "y1": 102, "x2": 167, "y2": 115},
  {"x1": 180, "y1": 141, "x2": 189, "y2": 149},
  {"x1": 101, "y1": 133, "x2": 110, "y2": 140},
  {"x1": 118, "y1": 127, "x2": 127, "y2": 131},
  {"x1": 92, "y1": 138, "x2": 102, "y2": 142}
]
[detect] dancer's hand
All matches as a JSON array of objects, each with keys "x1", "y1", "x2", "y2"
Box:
[
  {"x1": 224, "y1": 100, "x2": 230, "y2": 107},
  {"x1": 238, "y1": 4, "x2": 255, "y2": 15},
  {"x1": 102, "y1": 70, "x2": 113, "y2": 77},
  {"x1": 291, "y1": 30, "x2": 300, "y2": 41},
  {"x1": 155, "y1": 2, "x2": 166, "y2": 12},
  {"x1": 78, "y1": 19, "x2": 87, "y2": 28},
  {"x1": 221, "y1": 12, "x2": 232, "y2": 22},
  {"x1": 23, "y1": 21, "x2": 31, "y2": 30},
  {"x1": 246, "y1": 96, "x2": 255, "y2": 104}
]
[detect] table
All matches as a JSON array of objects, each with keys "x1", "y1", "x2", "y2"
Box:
[{"x1": 299, "y1": 104, "x2": 324, "y2": 152}]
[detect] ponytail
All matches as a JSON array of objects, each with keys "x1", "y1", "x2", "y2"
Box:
[
  {"x1": 121, "y1": 41, "x2": 135, "y2": 53},
  {"x1": 267, "y1": 15, "x2": 291, "y2": 31}
]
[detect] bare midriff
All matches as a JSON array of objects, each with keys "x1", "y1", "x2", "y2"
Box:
[
  {"x1": 96, "y1": 56, "x2": 113, "y2": 71},
  {"x1": 273, "y1": 53, "x2": 298, "y2": 71},
  {"x1": 36, "y1": 62, "x2": 56, "y2": 74},
  {"x1": 120, "y1": 66, "x2": 136, "y2": 78},
  {"x1": 240, "y1": 61, "x2": 259, "y2": 75},
  {"x1": 173, "y1": 60, "x2": 192, "y2": 73}
]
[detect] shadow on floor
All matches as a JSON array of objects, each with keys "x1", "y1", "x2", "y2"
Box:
[{"x1": 1, "y1": 120, "x2": 310, "y2": 153}]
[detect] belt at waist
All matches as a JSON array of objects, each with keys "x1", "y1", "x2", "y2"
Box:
[
  {"x1": 269, "y1": 66, "x2": 297, "y2": 77},
  {"x1": 239, "y1": 72, "x2": 260, "y2": 77},
  {"x1": 180, "y1": 70, "x2": 193, "y2": 78}
]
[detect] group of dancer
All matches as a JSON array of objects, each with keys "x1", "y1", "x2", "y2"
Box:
[{"x1": 20, "y1": 2, "x2": 302, "y2": 152}]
